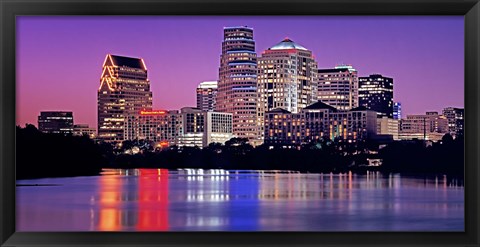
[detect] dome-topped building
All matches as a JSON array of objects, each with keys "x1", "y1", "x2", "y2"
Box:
[
  {"x1": 257, "y1": 38, "x2": 319, "y2": 144},
  {"x1": 269, "y1": 38, "x2": 308, "y2": 51}
]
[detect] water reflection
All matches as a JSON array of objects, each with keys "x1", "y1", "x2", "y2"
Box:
[{"x1": 17, "y1": 169, "x2": 464, "y2": 231}]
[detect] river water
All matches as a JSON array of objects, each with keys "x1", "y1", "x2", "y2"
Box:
[{"x1": 16, "y1": 169, "x2": 464, "y2": 231}]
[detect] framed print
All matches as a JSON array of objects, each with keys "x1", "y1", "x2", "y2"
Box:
[{"x1": 1, "y1": 0, "x2": 479, "y2": 246}]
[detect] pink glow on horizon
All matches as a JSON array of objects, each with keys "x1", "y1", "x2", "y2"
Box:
[{"x1": 16, "y1": 16, "x2": 464, "y2": 128}]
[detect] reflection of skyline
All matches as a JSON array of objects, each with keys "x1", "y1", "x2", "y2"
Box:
[
  {"x1": 96, "y1": 169, "x2": 169, "y2": 231},
  {"x1": 61, "y1": 169, "x2": 465, "y2": 231}
]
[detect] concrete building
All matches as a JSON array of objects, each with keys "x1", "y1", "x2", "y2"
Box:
[
  {"x1": 377, "y1": 117, "x2": 399, "y2": 140},
  {"x1": 97, "y1": 54, "x2": 153, "y2": 142},
  {"x1": 399, "y1": 112, "x2": 449, "y2": 141},
  {"x1": 442, "y1": 107, "x2": 464, "y2": 138},
  {"x1": 205, "y1": 111, "x2": 234, "y2": 147},
  {"x1": 318, "y1": 65, "x2": 358, "y2": 111},
  {"x1": 264, "y1": 101, "x2": 378, "y2": 145},
  {"x1": 125, "y1": 108, "x2": 233, "y2": 148},
  {"x1": 38, "y1": 111, "x2": 74, "y2": 135},
  {"x1": 216, "y1": 26, "x2": 259, "y2": 145},
  {"x1": 124, "y1": 110, "x2": 182, "y2": 145},
  {"x1": 257, "y1": 38, "x2": 319, "y2": 144},
  {"x1": 196, "y1": 81, "x2": 218, "y2": 112},
  {"x1": 73, "y1": 124, "x2": 97, "y2": 138},
  {"x1": 358, "y1": 74, "x2": 394, "y2": 118}
]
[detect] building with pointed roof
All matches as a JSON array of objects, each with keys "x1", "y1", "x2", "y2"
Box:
[{"x1": 97, "y1": 54, "x2": 153, "y2": 142}]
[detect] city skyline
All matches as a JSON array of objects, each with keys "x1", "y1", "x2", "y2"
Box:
[{"x1": 17, "y1": 16, "x2": 464, "y2": 128}]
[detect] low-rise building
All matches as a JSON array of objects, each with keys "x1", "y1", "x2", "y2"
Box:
[
  {"x1": 38, "y1": 111, "x2": 74, "y2": 135},
  {"x1": 125, "y1": 108, "x2": 233, "y2": 148},
  {"x1": 264, "y1": 101, "x2": 378, "y2": 145},
  {"x1": 73, "y1": 124, "x2": 97, "y2": 138}
]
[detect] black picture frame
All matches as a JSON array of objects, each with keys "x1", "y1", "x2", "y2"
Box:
[{"x1": 1, "y1": 0, "x2": 479, "y2": 246}]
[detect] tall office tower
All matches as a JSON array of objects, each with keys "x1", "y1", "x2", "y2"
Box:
[
  {"x1": 257, "y1": 38, "x2": 318, "y2": 142},
  {"x1": 196, "y1": 81, "x2": 218, "y2": 111},
  {"x1": 38, "y1": 111, "x2": 74, "y2": 135},
  {"x1": 216, "y1": 26, "x2": 259, "y2": 145},
  {"x1": 358, "y1": 74, "x2": 394, "y2": 118},
  {"x1": 98, "y1": 54, "x2": 153, "y2": 142},
  {"x1": 318, "y1": 64, "x2": 358, "y2": 111},
  {"x1": 393, "y1": 102, "x2": 402, "y2": 120},
  {"x1": 442, "y1": 107, "x2": 464, "y2": 138}
]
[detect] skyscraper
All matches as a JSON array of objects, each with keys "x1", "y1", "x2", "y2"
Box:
[
  {"x1": 38, "y1": 111, "x2": 74, "y2": 135},
  {"x1": 257, "y1": 38, "x2": 319, "y2": 142},
  {"x1": 318, "y1": 64, "x2": 358, "y2": 111},
  {"x1": 216, "y1": 26, "x2": 259, "y2": 145},
  {"x1": 97, "y1": 54, "x2": 153, "y2": 142},
  {"x1": 196, "y1": 81, "x2": 218, "y2": 112},
  {"x1": 358, "y1": 74, "x2": 394, "y2": 118}
]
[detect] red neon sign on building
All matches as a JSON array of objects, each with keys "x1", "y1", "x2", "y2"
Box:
[{"x1": 139, "y1": 110, "x2": 166, "y2": 115}]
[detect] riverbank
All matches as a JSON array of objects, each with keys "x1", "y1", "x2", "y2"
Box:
[{"x1": 16, "y1": 124, "x2": 464, "y2": 180}]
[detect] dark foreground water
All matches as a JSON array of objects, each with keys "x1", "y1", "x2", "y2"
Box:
[{"x1": 17, "y1": 169, "x2": 464, "y2": 231}]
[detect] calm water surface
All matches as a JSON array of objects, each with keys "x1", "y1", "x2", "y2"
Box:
[{"x1": 17, "y1": 169, "x2": 464, "y2": 231}]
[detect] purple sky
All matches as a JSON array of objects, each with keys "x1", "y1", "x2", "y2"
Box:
[{"x1": 17, "y1": 16, "x2": 464, "y2": 128}]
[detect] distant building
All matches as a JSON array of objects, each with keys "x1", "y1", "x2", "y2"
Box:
[
  {"x1": 399, "y1": 112, "x2": 449, "y2": 142},
  {"x1": 377, "y1": 117, "x2": 399, "y2": 140},
  {"x1": 97, "y1": 54, "x2": 153, "y2": 143},
  {"x1": 196, "y1": 81, "x2": 218, "y2": 112},
  {"x1": 264, "y1": 101, "x2": 378, "y2": 145},
  {"x1": 73, "y1": 124, "x2": 97, "y2": 138},
  {"x1": 318, "y1": 65, "x2": 358, "y2": 111},
  {"x1": 125, "y1": 108, "x2": 233, "y2": 148},
  {"x1": 38, "y1": 111, "x2": 74, "y2": 135},
  {"x1": 442, "y1": 107, "x2": 464, "y2": 138},
  {"x1": 216, "y1": 26, "x2": 259, "y2": 145},
  {"x1": 393, "y1": 102, "x2": 402, "y2": 120},
  {"x1": 358, "y1": 74, "x2": 394, "y2": 118}
]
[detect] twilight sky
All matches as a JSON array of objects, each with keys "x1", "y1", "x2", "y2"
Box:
[{"x1": 17, "y1": 16, "x2": 464, "y2": 128}]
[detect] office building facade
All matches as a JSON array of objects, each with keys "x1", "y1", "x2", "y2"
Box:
[
  {"x1": 73, "y1": 124, "x2": 97, "y2": 139},
  {"x1": 358, "y1": 74, "x2": 394, "y2": 118},
  {"x1": 125, "y1": 110, "x2": 182, "y2": 145},
  {"x1": 216, "y1": 26, "x2": 259, "y2": 145},
  {"x1": 97, "y1": 54, "x2": 153, "y2": 142},
  {"x1": 318, "y1": 65, "x2": 358, "y2": 111},
  {"x1": 196, "y1": 81, "x2": 218, "y2": 112},
  {"x1": 264, "y1": 101, "x2": 377, "y2": 145},
  {"x1": 399, "y1": 112, "x2": 449, "y2": 141},
  {"x1": 442, "y1": 107, "x2": 464, "y2": 138},
  {"x1": 38, "y1": 111, "x2": 74, "y2": 135},
  {"x1": 257, "y1": 38, "x2": 319, "y2": 143},
  {"x1": 125, "y1": 108, "x2": 233, "y2": 148},
  {"x1": 393, "y1": 102, "x2": 402, "y2": 120}
]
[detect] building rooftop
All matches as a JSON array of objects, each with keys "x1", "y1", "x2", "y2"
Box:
[
  {"x1": 109, "y1": 54, "x2": 146, "y2": 70},
  {"x1": 318, "y1": 68, "x2": 349, "y2": 73},
  {"x1": 349, "y1": 106, "x2": 369, "y2": 111},
  {"x1": 266, "y1": 108, "x2": 292, "y2": 114},
  {"x1": 269, "y1": 38, "x2": 308, "y2": 51},
  {"x1": 197, "y1": 81, "x2": 218, "y2": 89},
  {"x1": 303, "y1": 101, "x2": 338, "y2": 111}
]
